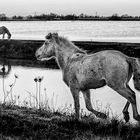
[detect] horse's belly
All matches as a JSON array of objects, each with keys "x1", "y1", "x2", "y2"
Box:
[{"x1": 79, "y1": 78, "x2": 106, "y2": 90}]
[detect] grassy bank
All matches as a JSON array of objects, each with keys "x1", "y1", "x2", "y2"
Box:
[{"x1": 0, "y1": 103, "x2": 140, "y2": 140}]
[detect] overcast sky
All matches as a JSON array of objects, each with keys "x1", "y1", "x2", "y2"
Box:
[{"x1": 1, "y1": 0, "x2": 140, "y2": 16}]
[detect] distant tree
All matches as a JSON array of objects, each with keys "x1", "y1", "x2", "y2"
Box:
[
  {"x1": 11, "y1": 15, "x2": 23, "y2": 20},
  {"x1": 17, "y1": 16, "x2": 23, "y2": 19},
  {"x1": 12, "y1": 15, "x2": 16, "y2": 19},
  {"x1": 79, "y1": 13, "x2": 85, "y2": 18},
  {"x1": 64, "y1": 14, "x2": 77, "y2": 20},
  {"x1": 4, "y1": 12, "x2": 139, "y2": 21},
  {"x1": 109, "y1": 13, "x2": 122, "y2": 20},
  {"x1": 0, "y1": 13, "x2": 7, "y2": 20},
  {"x1": 26, "y1": 15, "x2": 33, "y2": 20},
  {"x1": 121, "y1": 14, "x2": 129, "y2": 18}
]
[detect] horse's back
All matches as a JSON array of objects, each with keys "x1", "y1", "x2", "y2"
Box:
[
  {"x1": 78, "y1": 50, "x2": 129, "y2": 72},
  {"x1": 0, "y1": 26, "x2": 6, "y2": 30},
  {"x1": 0, "y1": 26, "x2": 8, "y2": 33},
  {"x1": 66, "y1": 50, "x2": 130, "y2": 90},
  {"x1": 93, "y1": 50, "x2": 130, "y2": 88},
  {"x1": 98, "y1": 50, "x2": 129, "y2": 72}
]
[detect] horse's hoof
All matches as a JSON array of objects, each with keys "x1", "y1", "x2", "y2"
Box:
[
  {"x1": 123, "y1": 111, "x2": 130, "y2": 123},
  {"x1": 73, "y1": 115, "x2": 81, "y2": 121},
  {"x1": 96, "y1": 112, "x2": 107, "y2": 119}
]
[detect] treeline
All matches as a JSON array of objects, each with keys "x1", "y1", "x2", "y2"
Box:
[{"x1": 0, "y1": 13, "x2": 140, "y2": 21}]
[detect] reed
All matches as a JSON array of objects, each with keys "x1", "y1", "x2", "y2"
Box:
[{"x1": 1, "y1": 65, "x2": 18, "y2": 104}]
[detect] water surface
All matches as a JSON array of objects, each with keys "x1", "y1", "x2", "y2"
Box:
[{"x1": 0, "y1": 21, "x2": 140, "y2": 42}]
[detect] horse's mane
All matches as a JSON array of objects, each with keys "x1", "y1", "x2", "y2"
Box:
[
  {"x1": 54, "y1": 35, "x2": 87, "y2": 54},
  {"x1": 5, "y1": 28, "x2": 11, "y2": 36}
]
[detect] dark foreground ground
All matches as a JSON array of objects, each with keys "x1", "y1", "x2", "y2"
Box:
[{"x1": 0, "y1": 104, "x2": 140, "y2": 140}]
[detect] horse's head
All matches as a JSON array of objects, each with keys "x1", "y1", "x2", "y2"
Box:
[{"x1": 35, "y1": 33, "x2": 58, "y2": 61}]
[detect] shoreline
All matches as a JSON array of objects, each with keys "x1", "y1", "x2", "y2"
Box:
[
  {"x1": 1, "y1": 18, "x2": 140, "y2": 21},
  {"x1": 11, "y1": 36, "x2": 140, "y2": 43}
]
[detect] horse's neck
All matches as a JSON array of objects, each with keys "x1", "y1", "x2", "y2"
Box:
[
  {"x1": 5, "y1": 29, "x2": 11, "y2": 36},
  {"x1": 55, "y1": 43, "x2": 84, "y2": 70},
  {"x1": 55, "y1": 47, "x2": 74, "y2": 70},
  {"x1": 0, "y1": 27, "x2": 4, "y2": 34}
]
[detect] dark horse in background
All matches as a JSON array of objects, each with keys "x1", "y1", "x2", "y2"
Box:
[
  {"x1": 0, "y1": 26, "x2": 12, "y2": 75},
  {"x1": 36, "y1": 33, "x2": 140, "y2": 122},
  {"x1": 0, "y1": 26, "x2": 11, "y2": 39}
]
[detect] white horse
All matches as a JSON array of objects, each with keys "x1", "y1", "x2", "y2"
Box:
[
  {"x1": 35, "y1": 33, "x2": 140, "y2": 122},
  {"x1": 0, "y1": 26, "x2": 11, "y2": 39}
]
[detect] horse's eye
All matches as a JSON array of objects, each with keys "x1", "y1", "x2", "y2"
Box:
[
  {"x1": 46, "y1": 34, "x2": 51, "y2": 39},
  {"x1": 47, "y1": 36, "x2": 50, "y2": 39},
  {"x1": 45, "y1": 41, "x2": 48, "y2": 45}
]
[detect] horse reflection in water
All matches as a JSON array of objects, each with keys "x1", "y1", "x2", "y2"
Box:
[
  {"x1": 36, "y1": 33, "x2": 140, "y2": 122},
  {"x1": 0, "y1": 59, "x2": 11, "y2": 77}
]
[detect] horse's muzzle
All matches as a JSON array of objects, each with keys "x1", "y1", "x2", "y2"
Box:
[{"x1": 35, "y1": 51, "x2": 41, "y2": 60}]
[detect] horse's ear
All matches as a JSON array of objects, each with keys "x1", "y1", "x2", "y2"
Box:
[
  {"x1": 52, "y1": 33, "x2": 58, "y2": 38},
  {"x1": 45, "y1": 33, "x2": 52, "y2": 39},
  {"x1": 54, "y1": 33, "x2": 58, "y2": 36},
  {"x1": 51, "y1": 33, "x2": 59, "y2": 43}
]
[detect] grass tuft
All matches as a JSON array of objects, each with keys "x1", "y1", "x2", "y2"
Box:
[{"x1": 0, "y1": 103, "x2": 140, "y2": 140}]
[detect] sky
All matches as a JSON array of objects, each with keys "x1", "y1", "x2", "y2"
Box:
[{"x1": 0, "y1": 0, "x2": 140, "y2": 17}]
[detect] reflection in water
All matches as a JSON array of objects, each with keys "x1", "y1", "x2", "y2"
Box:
[
  {"x1": 0, "y1": 59, "x2": 12, "y2": 103},
  {"x1": 0, "y1": 66, "x2": 140, "y2": 122},
  {"x1": 0, "y1": 59, "x2": 12, "y2": 77}
]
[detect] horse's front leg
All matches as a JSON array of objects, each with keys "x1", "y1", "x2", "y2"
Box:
[
  {"x1": 82, "y1": 90, "x2": 107, "y2": 119},
  {"x1": 70, "y1": 86, "x2": 80, "y2": 120},
  {"x1": 2, "y1": 33, "x2": 5, "y2": 39}
]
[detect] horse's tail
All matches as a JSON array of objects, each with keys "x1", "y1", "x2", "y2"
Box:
[{"x1": 128, "y1": 57, "x2": 140, "y2": 91}]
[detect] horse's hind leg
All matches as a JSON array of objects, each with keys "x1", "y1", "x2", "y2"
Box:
[
  {"x1": 82, "y1": 90, "x2": 107, "y2": 119},
  {"x1": 112, "y1": 85, "x2": 140, "y2": 122},
  {"x1": 122, "y1": 63, "x2": 133, "y2": 122},
  {"x1": 123, "y1": 101, "x2": 130, "y2": 122},
  {"x1": 122, "y1": 84, "x2": 135, "y2": 122}
]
